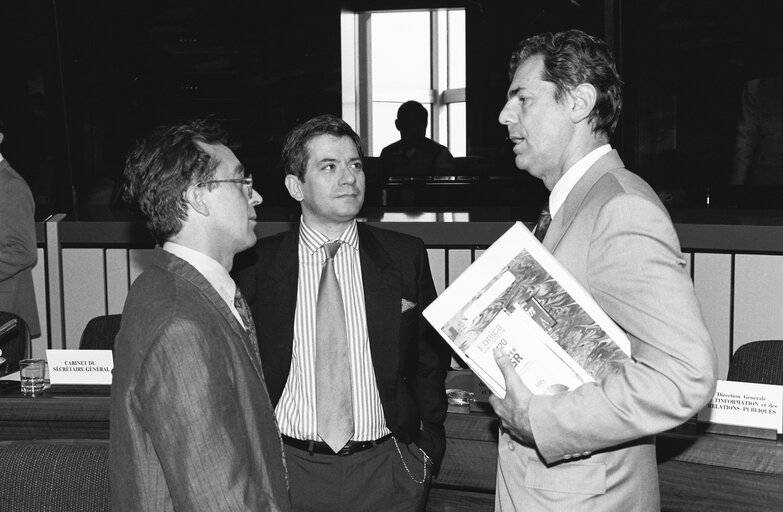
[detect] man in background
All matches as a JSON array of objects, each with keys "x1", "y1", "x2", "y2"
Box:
[
  {"x1": 111, "y1": 120, "x2": 289, "y2": 512},
  {"x1": 0, "y1": 119, "x2": 41, "y2": 339},
  {"x1": 234, "y1": 114, "x2": 450, "y2": 512},
  {"x1": 490, "y1": 29, "x2": 717, "y2": 511},
  {"x1": 380, "y1": 100, "x2": 455, "y2": 178}
]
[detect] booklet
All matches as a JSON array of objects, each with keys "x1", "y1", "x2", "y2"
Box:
[{"x1": 424, "y1": 222, "x2": 631, "y2": 399}]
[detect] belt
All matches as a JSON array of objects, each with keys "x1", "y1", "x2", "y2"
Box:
[{"x1": 281, "y1": 434, "x2": 393, "y2": 456}]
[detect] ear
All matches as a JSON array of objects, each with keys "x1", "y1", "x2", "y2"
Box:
[
  {"x1": 284, "y1": 174, "x2": 304, "y2": 202},
  {"x1": 569, "y1": 83, "x2": 597, "y2": 124},
  {"x1": 185, "y1": 184, "x2": 210, "y2": 216}
]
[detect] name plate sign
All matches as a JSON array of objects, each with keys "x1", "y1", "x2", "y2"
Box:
[
  {"x1": 46, "y1": 349, "x2": 113, "y2": 386},
  {"x1": 698, "y1": 379, "x2": 782, "y2": 434}
]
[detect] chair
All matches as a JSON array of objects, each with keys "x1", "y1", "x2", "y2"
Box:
[
  {"x1": 79, "y1": 314, "x2": 122, "y2": 350},
  {"x1": 727, "y1": 340, "x2": 783, "y2": 385},
  {"x1": 0, "y1": 439, "x2": 110, "y2": 512},
  {"x1": 0, "y1": 311, "x2": 31, "y2": 375}
]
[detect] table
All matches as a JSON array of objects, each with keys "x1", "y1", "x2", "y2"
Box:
[
  {"x1": 428, "y1": 411, "x2": 783, "y2": 512},
  {"x1": 2, "y1": 386, "x2": 781, "y2": 511}
]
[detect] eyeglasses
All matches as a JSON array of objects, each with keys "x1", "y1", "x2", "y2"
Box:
[{"x1": 196, "y1": 177, "x2": 253, "y2": 199}]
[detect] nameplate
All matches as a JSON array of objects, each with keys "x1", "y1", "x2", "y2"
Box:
[
  {"x1": 698, "y1": 380, "x2": 782, "y2": 434},
  {"x1": 46, "y1": 349, "x2": 114, "y2": 386}
]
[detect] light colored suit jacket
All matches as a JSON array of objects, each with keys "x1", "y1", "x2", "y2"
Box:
[
  {"x1": 0, "y1": 159, "x2": 40, "y2": 337},
  {"x1": 110, "y1": 248, "x2": 290, "y2": 512},
  {"x1": 496, "y1": 150, "x2": 718, "y2": 511}
]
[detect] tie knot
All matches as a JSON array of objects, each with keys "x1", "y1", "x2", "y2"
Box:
[{"x1": 323, "y1": 240, "x2": 341, "y2": 260}]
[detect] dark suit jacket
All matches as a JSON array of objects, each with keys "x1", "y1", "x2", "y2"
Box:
[
  {"x1": 110, "y1": 248, "x2": 290, "y2": 512},
  {"x1": 234, "y1": 223, "x2": 451, "y2": 470},
  {"x1": 0, "y1": 159, "x2": 40, "y2": 337}
]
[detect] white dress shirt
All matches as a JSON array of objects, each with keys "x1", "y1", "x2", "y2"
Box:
[
  {"x1": 549, "y1": 144, "x2": 612, "y2": 218},
  {"x1": 275, "y1": 218, "x2": 390, "y2": 442}
]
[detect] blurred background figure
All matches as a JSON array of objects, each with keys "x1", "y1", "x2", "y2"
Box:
[
  {"x1": 732, "y1": 74, "x2": 783, "y2": 185},
  {"x1": 0, "y1": 118, "x2": 41, "y2": 339},
  {"x1": 380, "y1": 100, "x2": 456, "y2": 178}
]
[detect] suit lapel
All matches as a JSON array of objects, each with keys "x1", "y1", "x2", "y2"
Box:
[
  {"x1": 260, "y1": 230, "x2": 299, "y2": 375},
  {"x1": 546, "y1": 150, "x2": 625, "y2": 251},
  {"x1": 357, "y1": 225, "x2": 400, "y2": 381},
  {"x1": 158, "y1": 248, "x2": 266, "y2": 380}
]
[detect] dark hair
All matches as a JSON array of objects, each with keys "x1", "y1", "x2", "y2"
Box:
[
  {"x1": 509, "y1": 29, "x2": 623, "y2": 136},
  {"x1": 281, "y1": 114, "x2": 363, "y2": 181},
  {"x1": 397, "y1": 100, "x2": 428, "y2": 128},
  {"x1": 122, "y1": 119, "x2": 228, "y2": 244}
]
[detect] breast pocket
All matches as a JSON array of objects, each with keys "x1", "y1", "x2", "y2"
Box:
[{"x1": 525, "y1": 457, "x2": 607, "y2": 496}]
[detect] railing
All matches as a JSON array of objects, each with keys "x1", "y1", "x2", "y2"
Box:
[{"x1": 28, "y1": 212, "x2": 783, "y2": 380}]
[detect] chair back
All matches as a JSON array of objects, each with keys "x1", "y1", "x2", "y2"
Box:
[
  {"x1": 0, "y1": 311, "x2": 31, "y2": 374},
  {"x1": 79, "y1": 314, "x2": 122, "y2": 350},
  {"x1": 0, "y1": 439, "x2": 110, "y2": 511},
  {"x1": 727, "y1": 340, "x2": 783, "y2": 385}
]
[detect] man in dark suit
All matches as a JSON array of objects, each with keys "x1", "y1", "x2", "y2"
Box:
[
  {"x1": 0, "y1": 122, "x2": 41, "y2": 339},
  {"x1": 110, "y1": 120, "x2": 290, "y2": 512},
  {"x1": 234, "y1": 115, "x2": 450, "y2": 512}
]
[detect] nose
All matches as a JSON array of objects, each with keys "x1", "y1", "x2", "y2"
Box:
[
  {"x1": 250, "y1": 188, "x2": 263, "y2": 206},
  {"x1": 340, "y1": 165, "x2": 358, "y2": 185},
  {"x1": 498, "y1": 100, "x2": 516, "y2": 126}
]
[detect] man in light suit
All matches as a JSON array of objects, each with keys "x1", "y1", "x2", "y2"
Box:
[
  {"x1": 110, "y1": 120, "x2": 290, "y2": 512},
  {"x1": 0, "y1": 123, "x2": 41, "y2": 338},
  {"x1": 234, "y1": 115, "x2": 451, "y2": 512},
  {"x1": 490, "y1": 30, "x2": 718, "y2": 511}
]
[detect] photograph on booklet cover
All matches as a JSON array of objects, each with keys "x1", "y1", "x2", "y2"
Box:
[{"x1": 424, "y1": 222, "x2": 630, "y2": 398}]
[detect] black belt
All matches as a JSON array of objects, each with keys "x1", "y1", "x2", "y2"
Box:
[{"x1": 282, "y1": 434, "x2": 393, "y2": 456}]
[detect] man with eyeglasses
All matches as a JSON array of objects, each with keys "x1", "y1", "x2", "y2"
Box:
[{"x1": 110, "y1": 120, "x2": 290, "y2": 512}]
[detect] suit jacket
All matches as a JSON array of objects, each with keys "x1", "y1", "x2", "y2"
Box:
[
  {"x1": 496, "y1": 151, "x2": 718, "y2": 511},
  {"x1": 0, "y1": 159, "x2": 40, "y2": 337},
  {"x1": 234, "y1": 223, "x2": 451, "y2": 470},
  {"x1": 110, "y1": 248, "x2": 290, "y2": 512}
]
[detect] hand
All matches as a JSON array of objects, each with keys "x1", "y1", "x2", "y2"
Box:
[{"x1": 488, "y1": 348, "x2": 535, "y2": 446}]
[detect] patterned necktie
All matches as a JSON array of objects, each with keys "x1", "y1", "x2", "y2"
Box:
[
  {"x1": 234, "y1": 288, "x2": 259, "y2": 358},
  {"x1": 234, "y1": 287, "x2": 289, "y2": 487},
  {"x1": 316, "y1": 240, "x2": 354, "y2": 452},
  {"x1": 534, "y1": 205, "x2": 552, "y2": 243}
]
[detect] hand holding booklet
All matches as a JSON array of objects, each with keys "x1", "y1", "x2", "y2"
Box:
[{"x1": 423, "y1": 222, "x2": 631, "y2": 399}]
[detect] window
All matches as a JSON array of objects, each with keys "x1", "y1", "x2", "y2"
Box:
[{"x1": 341, "y1": 8, "x2": 466, "y2": 157}]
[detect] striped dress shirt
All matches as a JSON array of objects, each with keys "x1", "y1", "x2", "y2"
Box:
[{"x1": 276, "y1": 220, "x2": 391, "y2": 443}]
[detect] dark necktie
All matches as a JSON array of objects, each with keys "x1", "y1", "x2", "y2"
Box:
[
  {"x1": 234, "y1": 288, "x2": 259, "y2": 358},
  {"x1": 234, "y1": 287, "x2": 289, "y2": 486},
  {"x1": 534, "y1": 205, "x2": 552, "y2": 243},
  {"x1": 316, "y1": 240, "x2": 354, "y2": 452}
]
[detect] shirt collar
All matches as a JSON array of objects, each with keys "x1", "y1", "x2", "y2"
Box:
[
  {"x1": 0, "y1": 151, "x2": 4, "y2": 164},
  {"x1": 298, "y1": 216, "x2": 359, "y2": 254},
  {"x1": 549, "y1": 144, "x2": 612, "y2": 218},
  {"x1": 162, "y1": 241, "x2": 237, "y2": 303}
]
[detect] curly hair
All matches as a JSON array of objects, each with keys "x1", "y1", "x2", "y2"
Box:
[
  {"x1": 280, "y1": 114, "x2": 363, "y2": 181},
  {"x1": 509, "y1": 29, "x2": 623, "y2": 137},
  {"x1": 122, "y1": 120, "x2": 228, "y2": 244}
]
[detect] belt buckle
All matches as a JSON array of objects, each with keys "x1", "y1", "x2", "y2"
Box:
[{"x1": 337, "y1": 443, "x2": 353, "y2": 456}]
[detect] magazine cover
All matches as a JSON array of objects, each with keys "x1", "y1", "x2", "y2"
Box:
[{"x1": 424, "y1": 222, "x2": 630, "y2": 398}]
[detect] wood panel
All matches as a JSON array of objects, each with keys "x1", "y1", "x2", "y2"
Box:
[
  {"x1": 447, "y1": 249, "x2": 472, "y2": 284},
  {"x1": 428, "y1": 249, "x2": 447, "y2": 295},
  {"x1": 105, "y1": 249, "x2": 129, "y2": 314},
  {"x1": 62, "y1": 249, "x2": 106, "y2": 349},
  {"x1": 31, "y1": 248, "x2": 48, "y2": 358},
  {"x1": 693, "y1": 253, "x2": 732, "y2": 379},
  {"x1": 734, "y1": 254, "x2": 783, "y2": 350}
]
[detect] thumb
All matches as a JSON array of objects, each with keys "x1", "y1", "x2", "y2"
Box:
[{"x1": 493, "y1": 347, "x2": 516, "y2": 381}]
